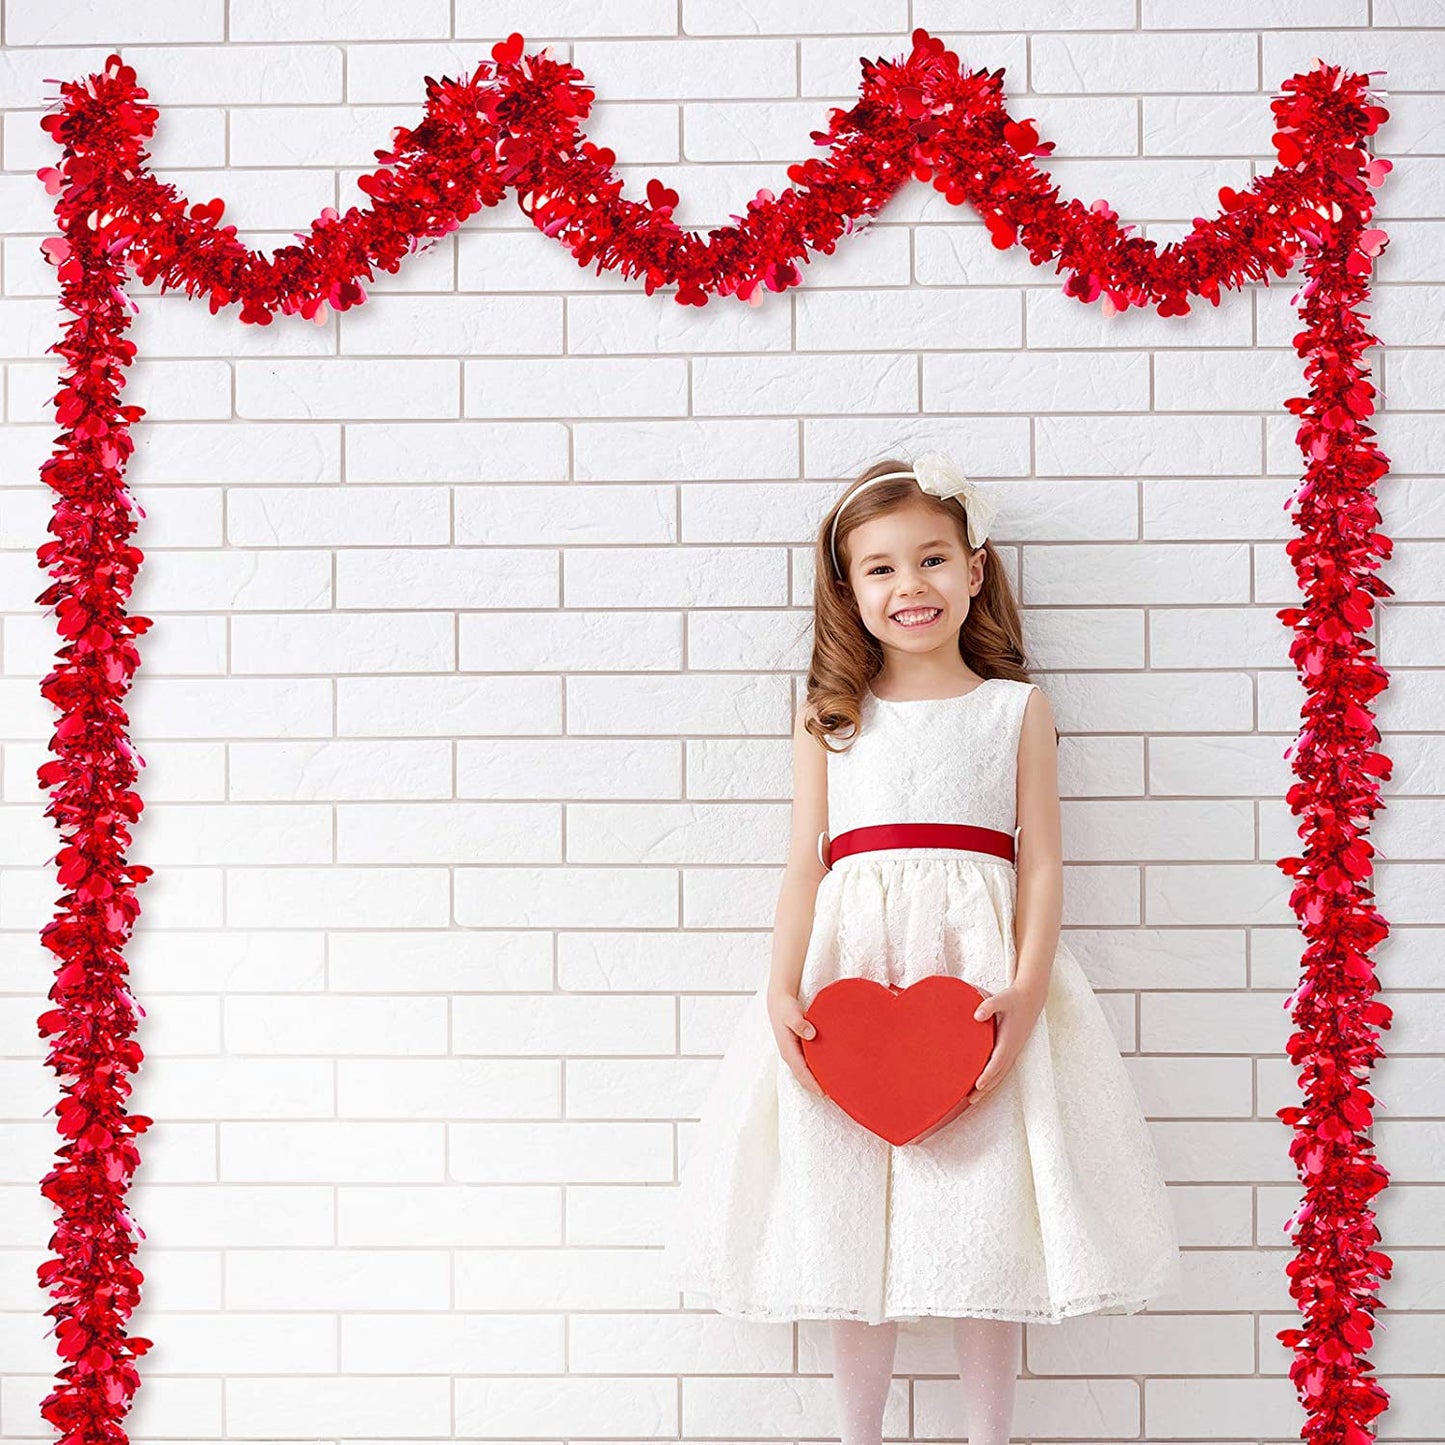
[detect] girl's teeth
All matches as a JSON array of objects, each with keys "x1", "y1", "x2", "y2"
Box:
[{"x1": 894, "y1": 608, "x2": 940, "y2": 625}]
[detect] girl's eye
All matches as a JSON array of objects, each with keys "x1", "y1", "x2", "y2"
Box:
[{"x1": 867, "y1": 551, "x2": 947, "y2": 575}]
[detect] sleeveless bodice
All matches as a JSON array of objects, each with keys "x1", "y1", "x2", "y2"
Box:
[{"x1": 826, "y1": 677, "x2": 1037, "y2": 858}]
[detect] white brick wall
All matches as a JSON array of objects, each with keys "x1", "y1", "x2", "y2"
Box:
[{"x1": 2, "y1": 3, "x2": 1441, "y2": 1441}]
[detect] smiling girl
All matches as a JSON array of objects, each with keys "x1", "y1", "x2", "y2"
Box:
[{"x1": 663, "y1": 452, "x2": 1183, "y2": 1445}]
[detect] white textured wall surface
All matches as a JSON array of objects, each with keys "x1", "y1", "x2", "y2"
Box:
[{"x1": 2, "y1": 3, "x2": 1442, "y2": 1442}]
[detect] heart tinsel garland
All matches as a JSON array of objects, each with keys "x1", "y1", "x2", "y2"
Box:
[
  {"x1": 1272, "y1": 178, "x2": 1395, "y2": 1437},
  {"x1": 34, "y1": 29, "x2": 1392, "y2": 1444}
]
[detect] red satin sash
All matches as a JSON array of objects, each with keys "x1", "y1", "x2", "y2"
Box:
[{"x1": 824, "y1": 820, "x2": 1015, "y2": 869}]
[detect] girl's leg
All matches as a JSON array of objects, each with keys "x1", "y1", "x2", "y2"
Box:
[
  {"x1": 828, "y1": 1318, "x2": 899, "y2": 1445},
  {"x1": 951, "y1": 1315, "x2": 1022, "y2": 1445}
]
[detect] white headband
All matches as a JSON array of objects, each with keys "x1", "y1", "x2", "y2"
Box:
[{"x1": 828, "y1": 451, "x2": 999, "y2": 579}]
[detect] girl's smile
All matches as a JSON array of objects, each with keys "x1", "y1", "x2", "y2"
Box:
[{"x1": 890, "y1": 605, "x2": 943, "y2": 630}]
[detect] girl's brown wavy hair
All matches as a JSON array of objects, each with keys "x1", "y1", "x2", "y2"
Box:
[{"x1": 805, "y1": 456, "x2": 1048, "y2": 750}]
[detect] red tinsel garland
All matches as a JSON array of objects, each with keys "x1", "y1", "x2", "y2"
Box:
[{"x1": 34, "y1": 29, "x2": 1393, "y2": 1445}]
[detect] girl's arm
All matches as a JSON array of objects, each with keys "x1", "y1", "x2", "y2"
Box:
[
  {"x1": 1012, "y1": 687, "x2": 1064, "y2": 1000},
  {"x1": 969, "y1": 688, "x2": 1064, "y2": 1097},
  {"x1": 766, "y1": 702, "x2": 830, "y2": 1001}
]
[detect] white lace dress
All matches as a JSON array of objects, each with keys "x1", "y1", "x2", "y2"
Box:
[{"x1": 660, "y1": 677, "x2": 1185, "y2": 1325}]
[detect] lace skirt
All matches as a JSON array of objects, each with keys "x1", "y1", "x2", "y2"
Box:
[{"x1": 660, "y1": 855, "x2": 1186, "y2": 1324}]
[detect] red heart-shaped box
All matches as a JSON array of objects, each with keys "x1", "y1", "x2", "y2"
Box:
[{"x1": 799, "y1": 975, "x2": 997, "y2": 1146}]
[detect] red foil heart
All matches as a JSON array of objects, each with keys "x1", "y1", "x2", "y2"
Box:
[{"x1": 800, "y1": 975, "x2": 997, "y2": 1146}]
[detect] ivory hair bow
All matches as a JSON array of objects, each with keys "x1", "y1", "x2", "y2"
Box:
[{"x1": 909, "y1": 451, "x2": 999, "y2": 551}]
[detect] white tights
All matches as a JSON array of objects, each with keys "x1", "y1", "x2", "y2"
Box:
[
  {"x1": 950, "y1": 1315, "x2": 1023, "y2": 1445},
  {"x1": 827, "y1": 1318, "x2": 898, "y2": 1445},
  {"x1": 828, "y1": 1315, "x2": 1022, "y2": 1445}
]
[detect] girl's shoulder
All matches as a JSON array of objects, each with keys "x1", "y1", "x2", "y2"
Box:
[
  {"x1": 1000, "y1": 675, "x2": 1044, "y2": 703},
  {"x1": 1006, "y1": 677, "x2": 1060, "y2": 747},
  {"x1": 979, "y1": 676, "x2": 1036, "y2": 706}
]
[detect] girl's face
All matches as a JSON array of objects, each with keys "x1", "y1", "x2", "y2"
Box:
[{"x1": 839, "y1": 499, "x2": 984, "y2": 657}]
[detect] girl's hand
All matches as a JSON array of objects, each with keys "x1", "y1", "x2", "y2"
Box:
[
  {"x1": 967, "y1": 982, "x2": 1046, "y2": 1100},
  {"x1": 767, "y1": 989, "x2": 826, "y2": 1097}
]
